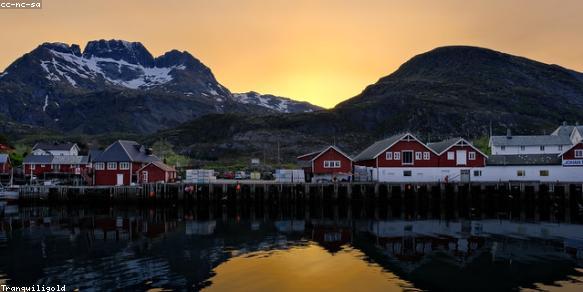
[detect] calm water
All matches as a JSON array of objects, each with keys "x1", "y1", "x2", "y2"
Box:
[{"x1": 0, "y1": 202, "x2": 582, "y2": 291}]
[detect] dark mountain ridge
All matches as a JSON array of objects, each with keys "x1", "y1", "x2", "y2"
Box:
[{"x1": 150, "y1": 46, "x2": 583, "y2": 161}]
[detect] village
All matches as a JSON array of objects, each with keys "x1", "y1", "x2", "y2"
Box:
[
  {"x1": 0, "y1": 122, "x2": 582, "y2": 200},
  {"x1": 1, "y1": 123, "x2": 583, "y2": 190}
]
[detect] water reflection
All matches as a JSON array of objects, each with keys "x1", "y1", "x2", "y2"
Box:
[{"x1": 0, "y1": 202, "x2": 581, "y2": 291}]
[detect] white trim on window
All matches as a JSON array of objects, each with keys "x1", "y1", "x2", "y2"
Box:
[
  {"x1": 94, "y1": 162, "x2": 105, "y2": 170},
  {"x1": 423, "y1": 152, "x2": 430, "y2": 160},
  {"x1": 468, "y1": 152, "x2": 476, "y2": 160},
  {"x1": 323, "y1": 160, "x2": 341, "y2": 168},
  {"x1": 107, "y1": 162, "x2": 117, "y2": 170},
  {"x1": 119, "y1": 162, "x2": 130, "y2": 170},
  {"x1": 447, "y1": 152, "x2": 454, "y2": 160},
  {"x1": 517, "y1": 170, "x2": 525, "y2": 177},
  {"x1": 394, "y1": 152, "x2": 400, "y2": 160},
  {"x1": 415, "y1": 152, "x2": 422, "y2": 160},
  {"x1": 575, "y1": 149, "x2": 583, "y2": 158},
  {"x1": 30, "y1": 164, "x2": 36, "y2": 170},
  {"x1": 386, "y1": 152, "x2": 393, "y2": 160}
]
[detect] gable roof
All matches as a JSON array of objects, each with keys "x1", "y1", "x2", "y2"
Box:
[
  {"x1": 487, "y1": 154, "x2": 561, "y2": 166},
  {"x1": 0, "y1": 154, "x2": 9, "y2": 164},
  {"x1": 138, "y1": 161, "x2": 176, "y2": 172},
  {"x1": 92, "y1": 140, "x2": 159, "y2": 163},
  {"x1": 427, "y1": 137, "x2": 488, "y2": 157},
  {"x1": 490, "y1": 135, "x2": 572, "y2": 147},
  {"x1": 354, "y1": 133, "x2": 437, "y2": 161},
  {"x1": 551, "y1": 125, "x2": 575, "y2": 137},
  {"x1": 32, "y1": 142, "x2": 78, "y2": 152}
]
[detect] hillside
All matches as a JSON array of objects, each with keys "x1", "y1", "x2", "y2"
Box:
[{"x1": 150, "y1": 46, "x2": 583, "y2": 162}]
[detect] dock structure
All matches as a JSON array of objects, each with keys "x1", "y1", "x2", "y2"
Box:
[{"x1": 15, "y1": 181, "x2": 583, "y2": 213}]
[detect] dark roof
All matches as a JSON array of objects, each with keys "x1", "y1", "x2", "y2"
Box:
[
  {"x1": 0, "y1": 154, "x2": 9, "y2": 164},
  {"x1": 32, "y1": 142, "x2": 77, "y2": 151},
  {"x1": 552, "y1": 125, "x2": 575, "y2": 137},
  {"x1": 486, "y1": 154, "x2": 561, "y2": 166},
  {"x1": 23, "y1": 155, "x2": 53, "y2": 164},
  {"x1": 354, "y1": 134, "x2": 405, "y2": 161},
  {"x1": 426, "y1": 138, "x2": 461, "y2": 154},
  {"x1": 92, "y1": 140, "x2": 159, "y2": 163},
  {"x1": 88, "y1": 149, "x2": 103, "y2": 161},
  {"x1": 490, "y1": 135, "x2": 572, "y2": 147},
  {"x1": 23, "y1": 155, "x2": 88, "y2": 164}
]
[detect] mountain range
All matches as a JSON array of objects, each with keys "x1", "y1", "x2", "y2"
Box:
[
  {"x1": 2, "y1": 41, "x2": 583, "y2": 163},
  {"x1": 0, "y1": 39, "x2": 321, "y2": 135}
]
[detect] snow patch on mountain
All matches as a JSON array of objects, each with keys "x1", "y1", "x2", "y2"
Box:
[
  {"x1": 233, "y1": 91, "x2": 320, "y2": 113},
  {"x1": 40, "y1": 49, "x2": 186, "y2": 89}
]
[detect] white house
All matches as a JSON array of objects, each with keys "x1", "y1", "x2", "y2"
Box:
[
  {"x1": 32, "y1": 142, "x2": 80, "y2": 156},
  {"x1": 489, "y1": 129, "x2": 572, "y2": 155}
]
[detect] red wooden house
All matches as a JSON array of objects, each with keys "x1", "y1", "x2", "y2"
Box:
[
  {"x1": 137, "y1": 161, "x2": 177, "y2": 184},
  {"x1": 354, "y1": 133, "x2": 440, "y2": 168},
  {"x1": 22, "y1": 154, "x2": 91, "y2": 183},
  {"x1": 297, "y1": 145, "x2": 353, "y2": 182},
  {"x1": 354, "y1": 133, "x2": 486, "y2": 182},
  {"x1": 427, "y1": 138, "x2": 487, "y2": 167},
  {"x1": 559, "y1": 142, "x2": 583, "y2": 166},
  {"x1": 0, "y1": 154, "x2": 11, "y2": 175},
  {"x1": 91, "y1": 140, "x2": 160, "y2": 186}
]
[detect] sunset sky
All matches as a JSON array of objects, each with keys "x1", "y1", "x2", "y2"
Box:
[{"x1": 1, "y1": 0, "x2": 583, "y2": 108}]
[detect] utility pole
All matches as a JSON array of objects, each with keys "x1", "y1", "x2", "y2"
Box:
[{"x1": 277, "y1": 140, "x2": 280, "y2": 166}]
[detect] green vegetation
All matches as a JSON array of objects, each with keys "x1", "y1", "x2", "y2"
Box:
[
  {"x1": 151, "y1": 139, "x2": 191, "y2": 167},
  {"x1": 8, "y1": 144, "x2": 30, "y2": 166},
  {"x1": 472, "y1": 136, "x2": 491, "y2": 156}
]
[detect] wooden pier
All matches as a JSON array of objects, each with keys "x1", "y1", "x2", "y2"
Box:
[{"x1": 15, "y1": 181, "x2": 583, "y2": 210}]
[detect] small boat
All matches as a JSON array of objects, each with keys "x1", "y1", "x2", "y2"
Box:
[{"x1": 0, "y1": 186, "x2": 19, "y2": 203}]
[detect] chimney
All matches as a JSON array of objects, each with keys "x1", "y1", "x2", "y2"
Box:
[{"x1": 506, "y1": 128, "x2": 512, "y2": 139}]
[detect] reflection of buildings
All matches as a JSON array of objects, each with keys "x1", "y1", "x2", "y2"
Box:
[
  {"x1": 307, "y1": 219, "x2": 353, "y2": 253},
  {"x1": 364, "y1": 219, "x2": 583, "y2": 272},
  {"x1": 185, "y1": 220, "x2": 216, "y2": 235}
]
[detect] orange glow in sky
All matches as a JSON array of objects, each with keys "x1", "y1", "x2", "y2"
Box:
[{"x1": 1, "y1": 0, "x2": 583, "y2": 108}]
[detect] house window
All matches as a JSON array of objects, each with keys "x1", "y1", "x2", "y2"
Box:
[
  {"x1": 324, "y1": 160, "x2": 341, "y2": 168},
  {"x1": 468, "y1": 152, "x2": 476, "y2": 160},
  {"x1": 423, "y1": 152, "x2": 430, "y2": 160},
  {"x1": 402, "y1": 151, "x2": 413, "y2": 165},
  {"x1": 558, "y1": 145, "x2": 563, "y2": 151},
  {"x1": 575, "y1": 149, "x2": 583, "y2": 158},
  {"x1": 540, "y1": 170, "x2": 549, "y2": 177},
  {"x1": 41, "y1": 164, "x2": 45, "y2": 167},
  {"x1": 94, "y1": 163, "x2": 105, "y2": 170},
  {"x1": 394, "y1": 152, "x2": 400, "y2": 160},
  {"x1": 119, "y1": 162, "x2": 130, "y2": 170},
  {"x1": 403, "y1": 170, "x2": 412, "y2": 177},
  {"x1": 447, "y1": 152, "x2": 454, "y2": 160},
  {"x1": 500, "y1": 146, "x2": 505, "y2": 151},
  {"x1": 517, "y1": 170, "x2": 525, "y2": 177},
  {"x1": 52, "y1": 164, "x2": 59, "y2": 170},
  {"x1": 107, "y1": 162, "x2": 117, "y2": 170},
  {"x1": 520, "y1": 146, "x2": 525, "y2": 151},
  {"x1": 386, "y1": 152, "x2": 393, "y2": 160},
  {"x1": 473, "y1": 170, "x2": 482, "y2": 177},
  {"x1": 30, "y1": 164, "x2": 36, "y2": 170},
  {"x1": 540, "y1": 146, "x2": 545, "y2": 151},
  {"x1": 142, "y1": 171, "x2": 149, "y2": 183},
  {"x1": 415, "y1": 152, "x2": 422, "y2": 160}
]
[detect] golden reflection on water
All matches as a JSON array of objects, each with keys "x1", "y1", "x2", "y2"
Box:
[
  {"x1": 523, "y1": 268, "x2": 583, "y2": 292},
  {"x1": 203, "y1": 243, "x2": 416, "y2": 292}
]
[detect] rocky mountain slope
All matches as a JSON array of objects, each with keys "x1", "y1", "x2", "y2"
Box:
[
  {"x1": 0, "y1": 39, "x2": 320, "y2": 134},
  {"x1": 150, "y1": 46, "x2": 583, "y2": 161}
]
